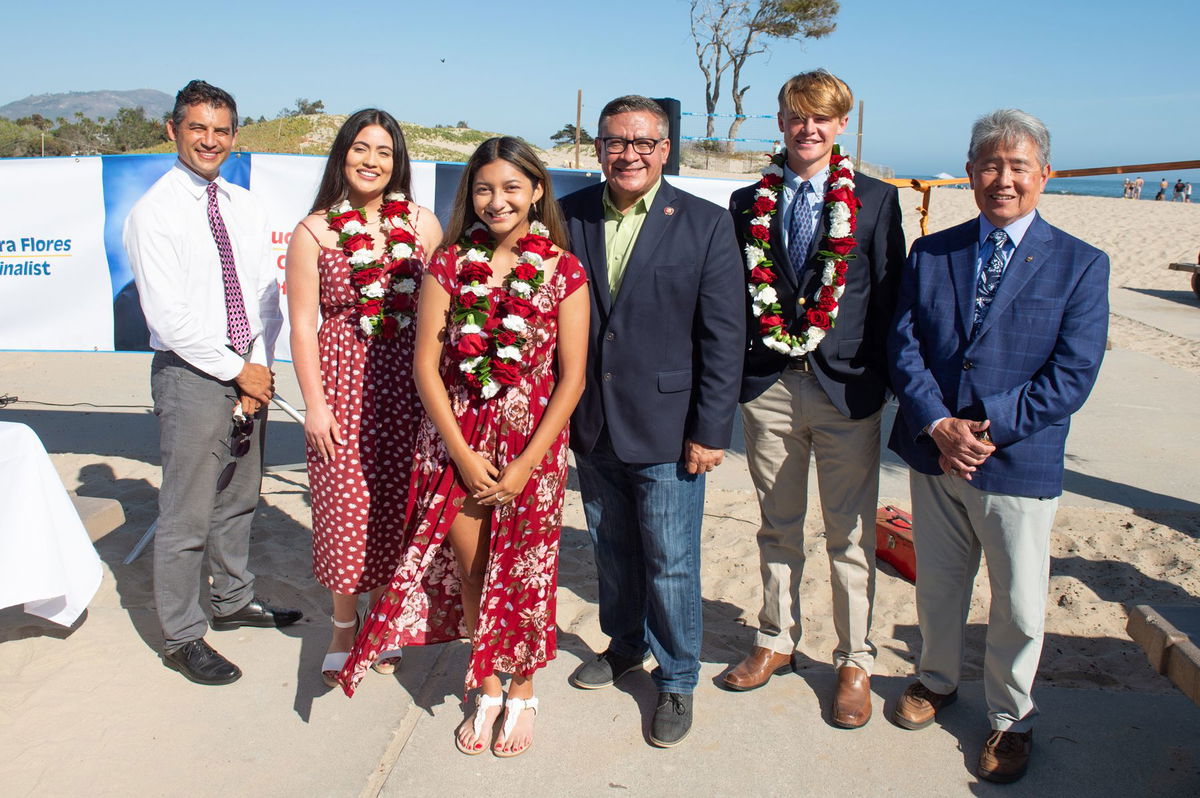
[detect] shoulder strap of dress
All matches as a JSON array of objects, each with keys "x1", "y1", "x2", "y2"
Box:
[{"x1": 298, "y1": 220, "x2": 323, "y2": 243}]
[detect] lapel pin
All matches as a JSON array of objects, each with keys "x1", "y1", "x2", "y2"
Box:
[
  {"x1": 664, "y1": 207, "x2": 675, "y2": 216},
  {"x1": 1025, "y1": 256, "x2": 1033, "y2": 262}
]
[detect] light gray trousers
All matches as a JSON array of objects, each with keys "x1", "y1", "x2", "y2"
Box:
[
  {"x1": 910, "y1": 470, "x2": 1057, "y2": 732},
  {"x1": 151, "y1": 350, "x2": 264, "y2": 652}
]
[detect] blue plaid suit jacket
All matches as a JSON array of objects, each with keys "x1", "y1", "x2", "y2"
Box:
[{"x1": 887, "y1": 212, "x2": 1109, "y2": 498}]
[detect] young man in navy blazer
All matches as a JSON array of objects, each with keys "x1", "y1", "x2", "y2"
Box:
[
  {"x1": 560, "y1": 95, "x2": 745, "y2": 747},
  {"x1": 724, "y1": 70, "x2": 905, "y2": 730},
  {"x1": 887, "y1": 109, "x2": 1109, "y2": 783}
]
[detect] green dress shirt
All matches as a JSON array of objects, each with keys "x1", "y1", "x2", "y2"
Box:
[{"x1": 603, "y1": 180, "x2": 661, "y2": 296}]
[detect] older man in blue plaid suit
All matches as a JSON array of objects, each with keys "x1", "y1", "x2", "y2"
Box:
[{"x1": 886, "y1": 109, "x2": 1109, "y2": 784}]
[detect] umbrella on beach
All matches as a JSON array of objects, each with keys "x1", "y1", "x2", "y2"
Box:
[{"x1": 934, "y1": 172, "x2": 958, "y2": 180}]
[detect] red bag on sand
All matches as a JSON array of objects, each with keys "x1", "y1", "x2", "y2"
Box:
[{"x1": 876, "y1": 505, "x2": 916, "y2": 583}]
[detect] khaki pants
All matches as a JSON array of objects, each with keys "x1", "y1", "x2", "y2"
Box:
[
  {"x1": 741, "y1": 369, "x2": 879, "y2": 671},
  {"x1": 909, "y1": 470, "x2": 1057, "y2": 732}
]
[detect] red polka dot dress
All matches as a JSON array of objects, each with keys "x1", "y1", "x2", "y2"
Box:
[{"x1": 305, "y1": 217, "x2": 425, "y2": 594}]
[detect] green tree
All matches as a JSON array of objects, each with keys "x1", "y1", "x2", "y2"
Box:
[
  {"x1": 280, "y1": 98, "x2": 325, "y2": 117},
  {"x1": 550, "y1": 123, "x2": 593, "y2": 146}
]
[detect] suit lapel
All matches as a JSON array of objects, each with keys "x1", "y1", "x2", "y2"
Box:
[
  {"x1": 609, "y1": 181, "x2": 677, "y2": 310},
  {"x1": 953, "y1": 218, "x2": 982, "y2": 337},
  {"x1": 581, "y1": 198, "x2": 612, "y2": 316},
  {"x1": 975, "y1": 213, "x2": 1051, "y2": 339},
  {"x1": 769, "y1": 204, "x2": 800, "y2": 292}
]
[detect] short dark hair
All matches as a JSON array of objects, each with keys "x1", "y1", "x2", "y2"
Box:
[
  {"x1": 309, "y1": 109, "x2": 413, "y2": 214},
  {"x1": 172, "y1": 80, "x2": 239, "y2": 133},
  {"x1": 597, "y1": 95, "x2": 669, "y2": 138}
]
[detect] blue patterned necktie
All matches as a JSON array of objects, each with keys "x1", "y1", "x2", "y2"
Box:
[
  {"x1": 972, "y1": 228, "x2": 1009, "y2": 337},
  {"x1": 787, "y1": 181, "x2": 814, "y2": 281}
]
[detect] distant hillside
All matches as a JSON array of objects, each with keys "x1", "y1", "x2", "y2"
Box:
[{"x1": 0, "y1": 89, "x2": 173, "y2": 122}]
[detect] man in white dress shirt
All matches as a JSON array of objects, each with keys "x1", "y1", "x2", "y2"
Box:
[{"x1": 124, "y1": 80, "x2": 300, "y2": 685}]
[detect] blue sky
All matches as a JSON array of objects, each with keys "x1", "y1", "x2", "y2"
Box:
[{"x1": 9, "y1": 0, "x2": 1199, "y2": 176}]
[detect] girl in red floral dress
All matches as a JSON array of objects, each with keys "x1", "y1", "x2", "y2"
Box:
[
  {"x1": 286, "y1": 110, "x2": 442, "y2": 687},
  {"x1": 339, "y1": 137, "x2": 589, "y2": 758}
]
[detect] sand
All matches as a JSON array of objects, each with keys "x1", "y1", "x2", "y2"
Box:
[{"x1": 1, "y1": 188, "x2": 1198, "y2": 794}]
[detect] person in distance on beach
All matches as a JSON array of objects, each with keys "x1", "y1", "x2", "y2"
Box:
[
  {"x1": 285, "y1": 110, "x2": 442, "y2": 688},
  {"x1": 887, "y1": 108, "x2": 1109, "y2": 783},
  {"x1": 123, "y1": 80, "x2": 302, "y2": 686},
  {"x1": 561, "y1": 95, "x2": 745, "y2": 748},
  {"x1": 722, "y1": 69, "x2": 905, "y2": 729},
  {"x1": 338, "y1": 137, "x2": 589, "y2": 759}
]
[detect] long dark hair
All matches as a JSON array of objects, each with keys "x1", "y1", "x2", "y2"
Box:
[
  {"x1": 443, "y1": 137, "x2": 570, "y2": 250},
  {"x1": 309, "y1": 109, "x2": 412, "y2": 214}
]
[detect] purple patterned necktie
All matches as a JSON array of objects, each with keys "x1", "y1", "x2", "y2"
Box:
[{"x1": 206, "y1": 181, "x2": 252, "y2": 354}]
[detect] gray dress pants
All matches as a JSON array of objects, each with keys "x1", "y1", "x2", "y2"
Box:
[{"x1": 151, "y1": 351, "x2": 263, "y2": 652}]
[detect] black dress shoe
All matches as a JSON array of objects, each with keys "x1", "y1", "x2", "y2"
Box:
[
  {"x1": 163, "y1": 639, "x2": 241, "y2": 685},
  {"x1": 650, "y1": 692, "x2": 693, "y2": 748},
  {"x1": 568, "y1": 649, "x2": 649, "y2": 690},
  {"x1": 211, "y1": 596, "x2": 303, "y2": 630}
]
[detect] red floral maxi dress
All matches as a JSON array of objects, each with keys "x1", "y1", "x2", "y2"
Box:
[
  {"x1": 302, "y1": 219, "x2": 425, "y2": 593},
  {"x1": 338, "y1": 245, "x2": 587, "y2": 695}
]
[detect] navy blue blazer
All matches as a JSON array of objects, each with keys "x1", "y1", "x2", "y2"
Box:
[
  {"x1": 887, "y1": 212, "x2": 1109, "y2": 498},
  {"x1": 729, "y1": 172, "x2": 905, "y2": 416},
  {"x1": 560, "y1": 180, "x2": 746, "y2": 463}
]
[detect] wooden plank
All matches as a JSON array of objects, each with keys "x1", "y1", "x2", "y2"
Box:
[{"x1": 1168, "y1": 262, "x2": 1199, "y2": 274}]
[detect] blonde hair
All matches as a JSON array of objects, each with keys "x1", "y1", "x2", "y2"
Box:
[{"x1": 777, "y1": 69, "x2": 853, "y2": 119}]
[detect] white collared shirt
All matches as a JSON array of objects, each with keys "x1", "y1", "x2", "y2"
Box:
[{"x1": 123, "y1": 161, "x2": 281, "y2": 381}]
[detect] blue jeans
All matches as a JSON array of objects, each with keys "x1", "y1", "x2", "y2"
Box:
[{"x1": 575, "y1": 432, "x2": 705, "y2": 693}]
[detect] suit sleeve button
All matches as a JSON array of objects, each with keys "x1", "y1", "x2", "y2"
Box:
[
  {"x1": 962, "y1": 360, "x2": 974, "y2": 370},
  {"x1": 603, "y1": 372, "x2": 612, "y2": 381},
  {"x1": 605, "y1": 332, "x2": 615, "y2": 341}
]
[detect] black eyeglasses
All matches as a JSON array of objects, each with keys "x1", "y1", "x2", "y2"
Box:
[
  {"x1": 217, "y1": 415, "x2": 255, "y2": 492},
  {"x1": 599, "y1": 137, "x2": 665, "y2": 155}
]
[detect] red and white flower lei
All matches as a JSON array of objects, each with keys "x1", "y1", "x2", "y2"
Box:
[
  {"x1": 743, "y1": 144, "x2": 861, "y2": 356},
  {"x1": 450, "y1": 220, "x2": 556, "y2": 399},
  {"x1": 327, "y1": 191, "x2": 420, "y2": 338}
]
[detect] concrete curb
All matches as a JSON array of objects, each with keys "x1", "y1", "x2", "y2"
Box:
[{"x1": 1127, "y1": 604, "x2": 1200, "y2": 707}]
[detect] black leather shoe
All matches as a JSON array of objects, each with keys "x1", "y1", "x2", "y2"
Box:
[
  {"x1": 568, "y1": 649, "x2": 649, "y2": 690},
  {"x1": 650, "y1": 692, "x2": 693, "y2": 748},
  {"x1": 211, "y1": 596, "x2": 303, "y2": 630},
  {"x1": 162, "y1": 639, "x2": 241, "y2": 685}
]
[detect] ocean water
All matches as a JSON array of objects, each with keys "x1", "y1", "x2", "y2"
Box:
[{"x1": 901, "y1": 173, "x2": 1200, "y2": 201}]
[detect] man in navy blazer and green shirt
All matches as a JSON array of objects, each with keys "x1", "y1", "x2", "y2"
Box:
[
  {"x1": 723, "y1": 70, "x2": 905, "y2": 731},
  {"x1": 560, "y1": 95, "x2": 745, "y2": 747}
]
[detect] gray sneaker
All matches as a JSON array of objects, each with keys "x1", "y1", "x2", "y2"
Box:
[
  {"x1": 568, "y1": 649, "x2": 648, "y2": 690},
  {"x1": 650, "y1": 692, "x2": 693, "y2": 747}
]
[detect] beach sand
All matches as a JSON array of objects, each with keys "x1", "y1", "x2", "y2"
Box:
[{"x1": 1, "y1": 189, "x2": 1198, "y2": 795}]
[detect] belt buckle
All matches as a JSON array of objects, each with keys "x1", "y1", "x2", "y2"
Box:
[{"x1": 789, "y1": 356, "x2": 811, "y2": 372}]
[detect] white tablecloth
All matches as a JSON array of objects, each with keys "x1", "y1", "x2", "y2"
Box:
[{"x1": 0, "y1": 421, "x2": 102, "y2": 626}]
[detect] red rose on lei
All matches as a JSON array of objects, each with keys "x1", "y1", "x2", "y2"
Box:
[
  {"x1": 387, "y1": 226, "x2": 416, "y2": 246},
  {"x1": 359, "y1": 298, "x2": 383, "y2": 317},
  {"x1": 495, "y1": 328, "x2": 518, "y2": 346},
  {"x1": 761, "y1": 172, "x2": 783, "y2": 187},
  {"x1": 826, "y1": 185, "x2": 854, "y2": 206},
  {"x1": 458, "y1": 290, "x2": 481, "y2": 308},
  {"x1": 380, "y1": 315, "x2": 399, "y2": 337},
  {"x1": 834, "y1": 260, "x2": 849, "y2": 275},
  {"x1": 753, "y1": 196, "x2": 775, "y2": 215},
  {"x1": 517, "y1": 234, "x2": 555, "y2": 259},
  {"x1": 329, "y1": 209, "x2": 366, "y2": 232},
  {"x1": 502, "y1": 296, "x2": 536, "y2": 318},
  {"x1": 825, "y1": 237, "x2": 855, "y2": 256},
  {"x1": 460, "y1": 261, "x2": 492, "y2": 284},
  {"x1": 456, "y1": 333, "x2": 488, "y2": 357},
  {"x1": 749, "y1": 266, "x2": 776, "y2": 285},
  {"x1": 342, "y1": 232, "x2": 373, "y2": 254},
  {"x1": 513, "y1": 262, "x2": 538, "y2": 281},
  {"x1": 349, "y1": 267, "x2": 384, "y2": 286},
  {"x1": 806, "y1": 309, "x2": 831, "y2": 329},
  {"x1": 468, "y1": 227, "x2": 491, "y2": 245},
  {"x1": 482, "y1": 315, "x2": 502, "y2": 333},
  {"x1": 379, "y1": 199, "x2": 409, "y2": 219},
  {"x1": 490, "y1": 360, "x2": 520, "y2": 386},
  {"x1": 816, "y1": 292, "x2": 837, "y2": 312},
  {"x1": 750, "y1": 224, "x2": 770, "y2": 242},
  {"x1": 759, "y1": 313, "x2": 785, "y2": 333},
  {"x1": 387, "y1": 292, "x2": 415, "y2": 313}
]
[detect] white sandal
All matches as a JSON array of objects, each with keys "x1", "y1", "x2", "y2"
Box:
[
  {"x1": 321, "y1": 614, "x2": 358, "y2": 688},
  {"x1": 455, "y1": 692, "x2": 504, "y2": 755},
  {"x1": 371, "y1": 648, "x2": 404, "y2": 675},
  {"x1": 493, "y1": 695, "x2": 539, "y2": 758}
]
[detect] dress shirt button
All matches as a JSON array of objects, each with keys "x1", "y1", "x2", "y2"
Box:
[
  {"x1": 962, "y1": 360, "x2": 974, "y2": 371},
  {"x1": 605, "y1": 331, "x2": 615, "y2": 341}
]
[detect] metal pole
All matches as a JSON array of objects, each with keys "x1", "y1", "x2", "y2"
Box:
[
  {"x1": 855, "y1": 100, "x2": 864, "y2": 172},
  {"x1": 575, "y1": 89, "x2": 582, "y2": 169}
]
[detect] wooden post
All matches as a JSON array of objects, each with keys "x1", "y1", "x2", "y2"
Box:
[
  {"x1": 854, "y1": 99, "x2": 864, "y2": 172},
  {"x1": 574, "y1": 90, "x2": 582, "y2": 169},
  {"x1": 919, "y1": 188, "x2": 931, "y2": 236}
]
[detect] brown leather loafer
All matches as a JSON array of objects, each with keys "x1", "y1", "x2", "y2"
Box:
[
  {"x1": 831, "y1": 666, "x2": 872, "y2": 728},
  {"x1": 721, "y1": 646, "x2": 793, "y2": 691},
  {"x1": 892, "y1": 680, "x2": 958, "y2": 730},
  {"x1": 978, "y1": 729, "x2": 1033, "y2": 783}
]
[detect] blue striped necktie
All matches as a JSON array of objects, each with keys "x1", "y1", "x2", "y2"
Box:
[
  {"x1": 787, "y1": 181, "x2": 814, "y2": 281},
  {"x1": 972, "y1": 228, "x2": 1009, "y2": 336}
]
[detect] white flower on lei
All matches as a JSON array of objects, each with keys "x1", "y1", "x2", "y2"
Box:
[
  {"x1": 395, "y1": 314, "x2": 412, "y2": 329},
  {"x1": 465, "y1": 247, "x2": 491, "y2": 263},
  {"x1": 362, "y1": 281, "x2": 385, "y2": 299},
  {"x1": 763, "y1": 162, "x2": 784, "y2": 178},
  {"x1": 763, "y1": 335, "x2": 792, "y2": 354},
  {"x1": 519, "y1": 251, "x2": 543, "y2": 268},
  {"x1": 460, "y1": 322, "x2": 483, "y2": 335},
  {"x1": 393, "y1": 277, "x2": 416, "y2": 294},
  {"x1": 828, "y1": 201, "x2": 852, "y2": 239},
  {"x1": 359, "y1": 316, "x2": 376, "y2": 336},
  {"x1": 385, "y1": 191, "x2": 407, "y2": 202},
  {"x1": 830, "y1": 176, "x2": 855, "y2": 191},
  {"x1": 755, "y1": 187, "x2": 776, "y2": 199},
  {"x1": 464, "y1": 284, "x2": 489, "y2": 297},
  {"x1": 529, "y1": 220, "x2": 550, "y2": 237},
  {"x1": 751, "y1": 284, "x2": 778, "y2": 305},
  {"x1": 744, "y1": 244, "x2": 765, "y2": 270},
  {"x1": 502, "y1": 315, "x2": 527, "y2": 332},
  {"x1": 481, "y1": 380, "x2": 501, "y2": 399},
  {"x1": 390, "y1": 242, "x2": 414, "y2": 259},
  {"x1": 509, "y1": 280, "x2": 533, "y2": 298},
  {"x1": 495, "y1": 345, "x2": 522, "y2": 361},
  {"x1": 459, "y1": 356, "x2": 483, "y2": 373},
  {"x1": 348, "y1": 248, "x2": 374, "y2": 266}
]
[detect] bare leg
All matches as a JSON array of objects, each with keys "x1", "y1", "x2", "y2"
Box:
[
  {"x1": 323, "y1": 591, "x2": 359, "y2": 683},
  {"x1": 496, "y1": 673, "x2": 537, "y2": 755},
  {"x1": 367, "y1": 586, "x2": 402, "y2": 671},
  {"x1": 448, "y1": 497, "x2": 502, "y2": 751}
]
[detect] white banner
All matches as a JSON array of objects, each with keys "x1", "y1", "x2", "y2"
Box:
[{"x1": 0, "y1": 158, "x2": 113, "y2": 351}]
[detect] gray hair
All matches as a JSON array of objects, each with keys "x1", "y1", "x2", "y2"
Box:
[
  {"x1": 967, "y1": 109, "x2": 1050, "y2": 168},
  {"x1": 598, "y1": 95, "x2": 669, "y2": 138}
]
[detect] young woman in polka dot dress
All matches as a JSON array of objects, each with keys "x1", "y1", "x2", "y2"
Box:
[{"x1": 285, "y1": 110, "x2": 442, "y2": 686}]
